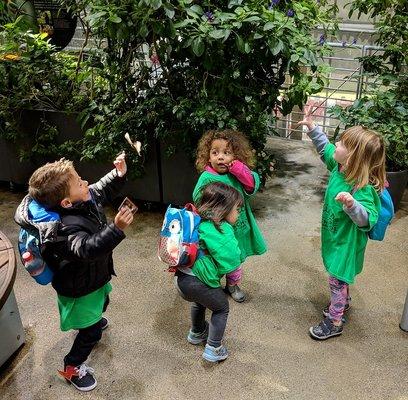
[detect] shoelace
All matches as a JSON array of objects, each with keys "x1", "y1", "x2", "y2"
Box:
[{"x1": 77, "y1": 364, "x2": 95, "y2": 379}]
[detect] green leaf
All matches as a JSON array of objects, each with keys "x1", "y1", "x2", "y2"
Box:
[
  {"x1": 235, "y1": 35, "x2": 244, "y2": 52},
  {"x1": 190, "y1": 5, "x2": 203, "y2": 14},
  {"x1": 88, "y1": 11, "x2": 107, "y2": 20},
  {"x1": 174, "y1": 20, "x2": 190, "y2": 28},
  {"x1": 192, "y1": 37, "x2": 204, "y2": 56},
  {"x1": 109, "y1": 15, "x2": 122, "y2": 24},
  {"x1": 244, "y1": 16, "x2": 261, "y2": 22},
  {"x1": 290, "y1": 54, "x2": 299, "y2": 62},
  {"x1": 270, "y1": 39, "x2": 284, "y2": 56},
  {"x1": 263, "y1": 22, "x2": 275, "y2": 31},
  {"x1": 139, "y1": 24, "x2": 149, "y2": 38},
  {"x1": 164, "y1": 5, "x2": 175, "y2": 19},
  {"x1": 150, "y1": 0, "x2": 162, "y2": 10},
  {"x1": 209, "y1": 29, "x2": 226, "y2": 40}
]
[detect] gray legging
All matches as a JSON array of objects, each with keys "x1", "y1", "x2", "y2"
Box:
[{"x1": 175, "y1": 271, "x2": 229, "y2": 348}]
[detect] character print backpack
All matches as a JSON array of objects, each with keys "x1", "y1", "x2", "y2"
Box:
[
  {"x1": 158, "y1": 203, "x2": 201, "y2": 271},
  {"x1": 18, "y1": 227, "x2": 54, "y2": 285}
]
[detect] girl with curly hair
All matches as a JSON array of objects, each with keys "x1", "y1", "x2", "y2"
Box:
[{"x1": 193, "y1": 129, "x2": 267, "y2": 302}]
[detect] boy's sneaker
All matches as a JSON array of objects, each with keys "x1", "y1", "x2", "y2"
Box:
[
  {"x1": 226, "y1": 285, "x2": 246, "y2": 303},
  {"x1": 322, "y1": 302, "x2": 351, "y2": 323},
  {"x1": 58, "y1": 364, "x2": 97, "y2": 392},
  {"x1": 309, "y1": 317, "x2": 343, "y2": 340},
  {"x1": 202, "y1": 344, "x2": 229, "y2": 362},
  {"x1": 187, "y1": 322, "x2": 209, "y2": 345},
  {"x1": 101, "y1": 317, "x2": 109, "y2": 331}
]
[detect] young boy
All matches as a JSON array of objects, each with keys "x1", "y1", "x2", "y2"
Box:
[{"x1": 14, "y1": 154, "x2": 134, "y2": 392}]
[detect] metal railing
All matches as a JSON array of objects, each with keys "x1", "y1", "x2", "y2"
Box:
[{"x1": 276, "y1": 41, "x2": 385, "y2": 140}]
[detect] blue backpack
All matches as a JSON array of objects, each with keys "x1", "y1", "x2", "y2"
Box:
[
  {"x1": 158, "y1": 203, "x2": 201, "y2": 271},
  {"x1": 17, "y1": 199, "x2": 60, "y2": 285},
  {"x1": 18, "y1": 228, "x2": 54, "y2": 285},
  {"x1": 369, "y1": 188, "x2": 394, "y2": 241}
]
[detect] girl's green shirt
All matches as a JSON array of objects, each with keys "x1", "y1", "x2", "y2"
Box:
[
  {"x1": 192, "y1": 171, "x2": 267, "y2": 262},
  {"x1": 321, "y1": 144, "x2": 381, "y2": 284},
  {"x1": 191, "y1": 221, "x2": 241, "y2": 288}
]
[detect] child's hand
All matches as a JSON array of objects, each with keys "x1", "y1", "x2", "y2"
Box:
[
  {"x1": 227, "y1": 160, "x2": 236, "y2": 169},
  {"x1": 335, "y1": 192, "x2": 355, "y2": 209},
  {"x1": 295, "y1": 103, "x2": 317, "y2": 131},
  {"x1": 114, "y1": 152, "x2": 127, "y2": 177},
  {"x1": 114, "y1": 207, "x2": 134, "y2": 231}
]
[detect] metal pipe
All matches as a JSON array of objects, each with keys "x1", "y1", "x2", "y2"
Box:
[{"x1": 400, "y1": 291, "x2": 408, "y2": 332}]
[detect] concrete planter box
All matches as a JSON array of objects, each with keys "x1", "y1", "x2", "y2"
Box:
[
  {"x1": 159, "y1": 141, "x2": 198, "y2": 205},
  {"x1": 387, "y1": 170, "x2": 408, "y2": 211},
  {"x1": 0, "y1": 110, "x2": 196, "y2": 204}
]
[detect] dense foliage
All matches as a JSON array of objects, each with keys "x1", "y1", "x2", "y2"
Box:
[
  {"x1": 1, "y1": 0, "x2": 337, "y2": 180},
  {"x1": 330, "y1": 0, "x2": 408, "y2": 171}
]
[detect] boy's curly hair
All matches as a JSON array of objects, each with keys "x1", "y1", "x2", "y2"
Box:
[
  {"x1": 28, "y1": 158, "x2": 75, "y2": 208},
  {"x1": 195, "y1": 129, "x2": 256, "y2": 172}
]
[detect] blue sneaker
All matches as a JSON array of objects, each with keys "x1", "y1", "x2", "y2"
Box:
[
  {"x1": 202, "y1": 344, "x2": 228, "y2": 362},
  {"x1": 187, "y1": 322, "x2": 208, "y2": 345}
]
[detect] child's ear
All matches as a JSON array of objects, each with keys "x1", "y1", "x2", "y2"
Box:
[{"x1": 60, "y1": 198, "x2": 73, "y2": 208}]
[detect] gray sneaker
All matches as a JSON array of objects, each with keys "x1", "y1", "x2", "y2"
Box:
[
  {"x1": 187, "y1": 322, "x2": 209, "y2": 345},
  {"x1": 226, "y1": 285, "x2": 246, "y2": 302},
  {"x1": 309, "y1": 317, "x2": 343, "y2": 340}
]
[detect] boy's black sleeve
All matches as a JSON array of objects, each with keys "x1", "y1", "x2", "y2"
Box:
[
  {"x1": 90, "y1": 169, "x2": 127, "y2": 206},
  {"x1": 61, "y1": 222, "x2": 125, "y2": 261}
]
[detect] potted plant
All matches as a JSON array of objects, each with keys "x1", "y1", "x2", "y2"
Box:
[{"x1": 330, "y1": 0, "x2": 408, "y2": 209}]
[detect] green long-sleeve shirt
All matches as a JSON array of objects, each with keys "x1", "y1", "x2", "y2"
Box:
[
  {"x1": 321, "y1": 144, "x2": 380, "y2": 283},
  {"x1": 192, "y1": 221, "x2": 241, "y2": 288},
  {"x1": 192, "y1": 171, "x2": 267, "y2": 262}
]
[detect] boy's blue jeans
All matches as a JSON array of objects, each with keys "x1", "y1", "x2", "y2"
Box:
[{"x1": 175, "y1": 271, "x2": 229, "y2": 348}]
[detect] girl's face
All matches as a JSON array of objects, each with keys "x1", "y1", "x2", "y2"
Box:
[
  {"x1": 334, "y1": 140, "x2": 349, "y2": 165},
  {"x1": 225, "y1": 203, "x2": 241, "y2": 225},
  {"x1": 209, "y1": 139, "x2": 235, "y2": 174}
]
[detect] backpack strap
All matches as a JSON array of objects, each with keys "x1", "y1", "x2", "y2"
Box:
[{"x1": 184, "y1": 203, "x2": 198, "y2": 214}]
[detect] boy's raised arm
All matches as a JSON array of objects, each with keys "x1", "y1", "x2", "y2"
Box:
[{"x1": 90, "y1": 153, "x2": 127, "y2": 206}]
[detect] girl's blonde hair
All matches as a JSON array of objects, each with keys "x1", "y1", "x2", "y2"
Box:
[
  {"x1": 195, "y1": 129, "x2": 256, "y2": 172},
  {"x1": 341, "y1": 126, "x2": 386, "y2": 191}
]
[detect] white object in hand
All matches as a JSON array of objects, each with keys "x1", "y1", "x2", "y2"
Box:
[{"x1": 124, "y1": 133, "x2": 142, "y2": 156}]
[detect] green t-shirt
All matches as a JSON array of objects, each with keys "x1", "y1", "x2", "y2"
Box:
[
  {"x1": 192, "y1": 171, "x2": 267, "y2": 262},
  {"x1": 192, "y1": 221, "x2": 242, "y2": 288},
  {"x1": 57, "y1": 282, "x2": 112, "y2": 331},
  {"x1": 321, "y1": 144, "x2": 380, "y2": 284}
]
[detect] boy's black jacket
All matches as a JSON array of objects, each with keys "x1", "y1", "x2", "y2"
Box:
[{"x1": 14, "y1": 169, "x2": 126, "y2": 298}]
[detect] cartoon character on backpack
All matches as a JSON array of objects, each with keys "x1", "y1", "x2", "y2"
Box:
[
  {"x1": 158, "y1": 203, "x2": 201, "y2": 270},
  {"x1": 18, "y1": 228, "x2": 54, "y2": 285},
  {"x1": 15, "y1": 197, "x2": 60, "y2": 285}
]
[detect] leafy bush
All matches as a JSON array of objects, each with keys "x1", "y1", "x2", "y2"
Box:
[
  {"x1": 330, "y1": 0, "x2": 408, "y2": 171},
  {"x1": 73, "y1": 0, "x2": 336, "y2": 180},
  {"x1": 2, "y1": 0, "x2": 337, "y2": 181},
  {"x1": 0, "y1": 22, "x2": 90, "y2": 159},
  {"x1": 330, "y1": 80, "x2": 408, "y2": 171}
]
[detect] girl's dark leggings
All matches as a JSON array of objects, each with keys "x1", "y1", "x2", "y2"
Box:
[{"x1": 175, "y1": 271, "x2": 229, "y2": 348}]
